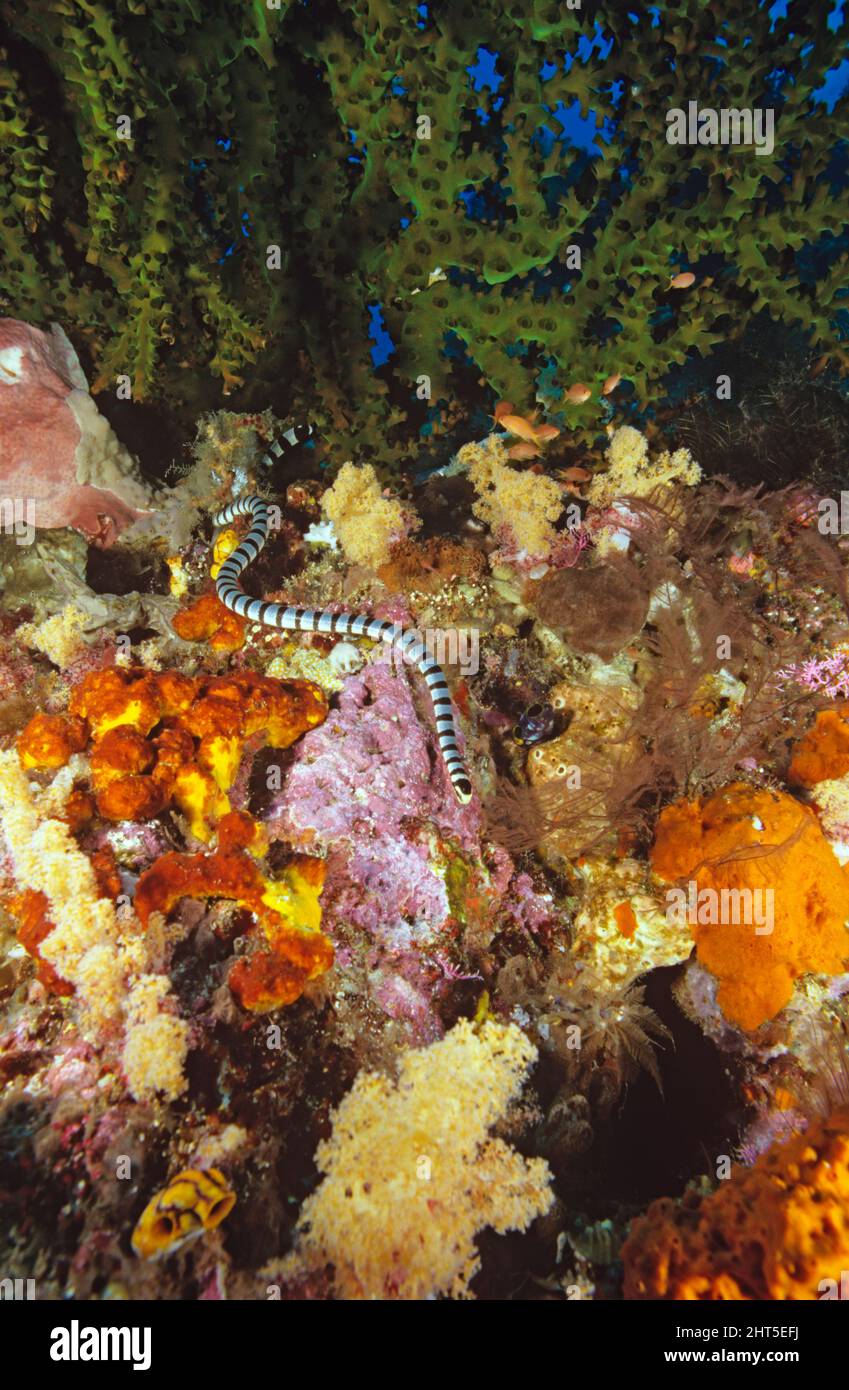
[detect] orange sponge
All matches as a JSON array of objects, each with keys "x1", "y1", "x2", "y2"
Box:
[
  {"x1": 172, "y1": 594, "x2": 247, "y2": 652},
  {"x1": 134, "y1": 843, "x2": 332, "y2": 1011},
  {"x1": 89, "y1": 726, "x2": 163, "y2": 823},
  {"x1": 623, "y1": 1108, "x2": 849, "y2": 1300},
  {"x1": 17, "y1": 712, "x2": 87, "y2": 770},
  {"x1": 788, "y1": 705, "x2": 849, "y2": 787},
  {"x1": 69, "y1": 668, "x2": 161, "y2": 738},
  {"x1": 61, "y1": 666, "x2": 328, "y2": 839},
  {"x1": 650, "y1": 783, "x2": 849, "y2": 1030}
]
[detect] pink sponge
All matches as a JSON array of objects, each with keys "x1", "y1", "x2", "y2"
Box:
[{"x1": 0, "y1": 317, "x2": 152, "y2": 545}]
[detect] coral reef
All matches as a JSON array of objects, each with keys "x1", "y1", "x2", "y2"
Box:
[
  {"x1": 1, "y1": 1, "x2": 846, "y2": 471},
  {"x1": 2, "y1": 164, "x2": 849, "y2": 1309}
]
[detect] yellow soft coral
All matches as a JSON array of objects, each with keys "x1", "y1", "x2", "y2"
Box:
[
  {"x1": 18, "y1": 603, "x2": 90, "y2": 668},
  {"x1": 279, "y1": 1019, "x2": 553, "y2": 1299},
  {"x1": 122, "y1": 975, "x2": 189, "y2": 1103},
  {"x1": 0, "y1": 749, "x2": 187, "y2": 1098},
  {"x1": 459, "y1": 433, "x2": 562, "y2": 560},
  {"x1": 588, "y1": 425, "x2": 701, "y2": 509},
  {"x1": 320, "y1": 461, "x2": 411, "y2": 569}
]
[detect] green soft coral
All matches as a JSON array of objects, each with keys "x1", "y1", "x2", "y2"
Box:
[{"x1": 0, "y1": 0, "x2": 846, "y2": 453}]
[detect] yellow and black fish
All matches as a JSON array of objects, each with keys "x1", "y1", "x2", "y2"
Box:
[{"x1": 131, "y1": 1168, "x2": 235, "y2": 1260}]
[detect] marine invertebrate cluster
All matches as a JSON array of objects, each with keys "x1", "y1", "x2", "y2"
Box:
[
  {"x1": 623, "y1": 1107, "x2": 849, "y2": 1300},
  {"x1": 135, "y1": 829, "x2": 333, "y2": 1012},
  {"x1": 53, "y1": 664, "x2": 328, "y2": 840},
  {"x1": 3, "y1": 662, "x2": 332, "y2": 1050},
  {"x1": 649, "y1": 783, "x2": 849, "y2": 1032},
  {"x1": 458, "y1": 433, "x2": 564, "y2": 566},
  {"x1": 279, "y1": 1019, "x2": 553, "y2": 1299},
  {"x1": 0, "y1": 747, "x2": 189, "y2": 1099},
  {"x1": 319, "y1": 461, "x2": 414, "y2": 570}
]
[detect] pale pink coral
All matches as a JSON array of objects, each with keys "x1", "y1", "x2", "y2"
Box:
[{"x1": 277, "y1": 656, "x2": 479, "y2": 852}]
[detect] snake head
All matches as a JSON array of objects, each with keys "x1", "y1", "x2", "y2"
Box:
[{"x1": 453, "y1": 776, "x2": 473, "y2": 805}]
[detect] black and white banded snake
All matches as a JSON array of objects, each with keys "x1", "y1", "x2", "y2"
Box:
[{"x1": 212, "y1": 426, "x2": 474, "y2": 804}]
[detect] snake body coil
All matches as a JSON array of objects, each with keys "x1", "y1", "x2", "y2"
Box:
[{"x1": 212, "y1": 429, "x2": 473, "y2": 804}]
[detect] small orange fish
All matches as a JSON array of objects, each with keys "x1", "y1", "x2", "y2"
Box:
[
  {"x1": 669, "y1": 271, "x2": 696, "y2": 289},
  {"x1": 508, "y1": 441, "x2": 541, "y2": 460},
  {"x1": 602, "y1": 373, "x2": 621, "y2": 395},
  {"x1": 558, "y1": 466, "x2": 592, "y2": 483},
  {"x1": 497, "y1": 407, "x2": 560, "y2": 448},
  {"x1": 131, "y1": 1168, "x2": 236, "y2": 1260},
  {"x1": 564, "y1": 383, "x2": 592, "y2": 404},
  {"x1": 499, "y1": 413, "x2": 541, "y2": 443}
]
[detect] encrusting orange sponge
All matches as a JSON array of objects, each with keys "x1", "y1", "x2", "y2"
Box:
[
  {"x1": 788, "y1": 704, "x2": 849, "y2": 787},
  {"x1": 173, "y1": 593, "x2": 247, "y2": 652},
  {"x1": 60, "y1": 666, "x2": 328, "y2": 840},
  {"x1": 649, "y1": 782, "x2": 849, "y2": 1031},
  {"x1": 17, "y1": 712, "x2": 87, "y2": 770},
  {"x1": 8, "y1": 667, "x2": 329, "y2": 1009},
  {"x1": 134, "y1": 821, "x2": 332, "y2": 1011},
  {"x1": 69, "y1": 667, "x2": 161, "y2": 738},
  {"x1": 90, "y1": 725, "x2": 165, "y2": 822},
  {"x1": 623, "y1": 1108, "x2": 849, "y2": 1300}
]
